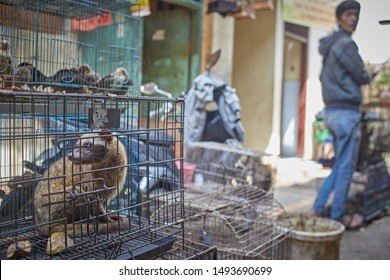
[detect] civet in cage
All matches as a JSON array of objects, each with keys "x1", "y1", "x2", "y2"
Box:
[{"x1": 0, "y1": 92, "x2": 185, "y2": 259}]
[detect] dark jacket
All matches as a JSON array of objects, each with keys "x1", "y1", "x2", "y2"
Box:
[{"x1": 319, "y1": 30, "x2": 370, "y2": 110}]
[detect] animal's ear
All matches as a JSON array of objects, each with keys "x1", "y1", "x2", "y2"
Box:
[{"x1": 99, "y1": 130, "x2": 113, "y2": 142}]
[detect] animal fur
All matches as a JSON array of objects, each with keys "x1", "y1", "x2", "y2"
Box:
[
  {"x1": 44, "y1": 64, "x2": 100, "y2": 93},
  {"x1": 78, "y1": 64, "x2": 101, "y2": 92},
  {"x1": 43, "y1": 67, "x2": 84, "y2": 93},
  {"x1": 33, "y1": 131, "x2": 128, "y2": 237},
  {"x1": 96, "y1": 67, "x2": 132, "y2": 95},
  {"x1": 14, "y1": 62, "x2": 47, "y2": 90},
  {"x1": 0, "y1": 40, "x2": 14, "y2": 88}
]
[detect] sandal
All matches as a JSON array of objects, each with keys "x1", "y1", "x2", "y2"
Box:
[{"x1": 342, "y1": 213, "x2": 364, "y2": 231}]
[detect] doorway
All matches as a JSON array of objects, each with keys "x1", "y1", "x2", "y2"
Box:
[{"x1": 281, "y1": 23, "x2": 308, "y2": 157}]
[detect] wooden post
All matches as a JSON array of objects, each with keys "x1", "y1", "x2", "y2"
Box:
[{"x1": 201, "y1": 0, "x2": 213, "y2": 72}]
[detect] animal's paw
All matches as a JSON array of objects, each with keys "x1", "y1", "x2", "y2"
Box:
[
  {"x1": 107, "y1": 215, "x2": 131, "y2": 232},
  {"x1": 6, "y1": 240, "x2": 32, "y2": 259},
  {"x1": 46, "y1": 232, "x2": 74, "y2": 256}
]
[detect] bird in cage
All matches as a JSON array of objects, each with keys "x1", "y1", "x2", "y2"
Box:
[
  {"x1": 96, "y1": 66, "x2": 132, "y2": 95},
  {"x1": 0, "y1": 40, "x2": 14, "y2": 88},
  {"x1": 13, "y1": 62, "x2": 48, "y2": 90},
  {"x1": 43, "y1": 67, "x2": 85, "y2": 93},
  {"x1": 43, "y1": 64, "x2": 102, "y2": 94},
  {"x1": 78, "y1": 63, "x2": 101, "y2": 92}
]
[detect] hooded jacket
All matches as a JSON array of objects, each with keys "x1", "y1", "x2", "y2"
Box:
[{"x1": 319, "y1": 30, "x2": 370, "y2": 110}]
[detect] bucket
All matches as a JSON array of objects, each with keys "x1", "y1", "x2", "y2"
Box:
[
  {"x1": 278, "y1": 213, "x2": 345, "y2": 260},
  {"x1": 175, "y1": 161, "x2": 197, "y2": 183}
]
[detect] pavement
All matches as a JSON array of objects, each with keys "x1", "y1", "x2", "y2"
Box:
[{"x1": 272, "y1": 157, "x2": 390, "y2": 260}]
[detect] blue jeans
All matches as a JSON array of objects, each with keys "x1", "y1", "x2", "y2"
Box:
[{"x1": 313, "y1": 108, "x2": 361, "y2": 221}]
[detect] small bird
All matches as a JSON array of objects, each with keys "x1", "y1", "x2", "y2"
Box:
[
  {"x1": 14, "y1": 65, "x2": 32, "y2": 89},
  {"x1": 97, "y1": 67, "x2": 132, "y2": 95},
  {"x1": 78, "y1": 64, "x2": 101, "y2": 93},
  {"x1": 13, "y1": 63, "x2": 31, "y2": 89},
  {"x1": 44, "y1": 64, "x2": 102, "y2": 93},
  {"x1": 44, "y1": 67, "x2": 84, "y2": 93},
  {"x1": 14, "y1": 62, "x2": 48, "y2": 90},
  {"x1": 0, "y1": 40, "x2": 14, "y2": 88}
]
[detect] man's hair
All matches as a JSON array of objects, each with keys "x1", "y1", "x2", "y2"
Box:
[{"x1": 336, "y1": 0, "x2": 361, "y2": 19}]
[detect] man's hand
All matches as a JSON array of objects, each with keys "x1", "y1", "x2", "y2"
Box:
[{"x1": 370, "y1": 64, "x2": 382, "y2": 79}]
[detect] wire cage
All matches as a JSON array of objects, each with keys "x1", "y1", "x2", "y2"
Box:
[
  {"x1": 1, "y1": 0, "x2": 141, "y2": 95},
  {"x1": 347, "y1": 161, "x2": 390, "y2": 222},
  {"x1": 154, "y1": 185, "x2": 292, "y2": 260},
  {"x1": 149, "y1": 238, "x2": 218, "y2": 260},
  {"x1": 0, "y1": 91, "x2": 185, "y2": 260},
  {"x1": 0, "y1": 0, "x2": 187, "y2": 260},
  {"x1": 184, "y1": 141, "x2": 275, "y2": 192}
]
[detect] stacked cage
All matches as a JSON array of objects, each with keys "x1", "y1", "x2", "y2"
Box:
[
  {"x1": 0, "y1": 0, "x2": 140, "y2": 95},
  {"x1": 185, "y1": 141, "x2": 275, "y2": 192},
  {"x1": 150, "y1": 238, "x2": 218, "y2": 260},
  {"x1": 0, "y1": 0, "x2": 186, "y2": 260},
  {"x1": 0, "y1": 91, "x2": 186, "y2": 260},
  {"x1": 156, "y1": 185, "x2": 292, "y2": 260},
  {"x1": 348, "y1": 161, "x2": 390, "y2": 221}
]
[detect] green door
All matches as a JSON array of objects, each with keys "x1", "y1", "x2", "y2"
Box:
[{"x1": 142, "y1": 8, "x2": 200, "y2": 97}]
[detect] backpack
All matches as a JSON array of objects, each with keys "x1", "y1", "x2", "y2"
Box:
[{"x1": 184, "y1": 72, "x2": 245, "y2": 146}]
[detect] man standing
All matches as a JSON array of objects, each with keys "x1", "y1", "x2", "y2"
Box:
[{"x1": 311, "y1": 0, "x2": 378, "y2": 229}]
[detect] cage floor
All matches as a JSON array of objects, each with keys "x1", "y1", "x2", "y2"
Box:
[
  {"x1": 0, "y1": 216, "x2": 179, "y2": 260},
  {"x1": 150, "y1": 238, "x2": 218, "y2": 260}
]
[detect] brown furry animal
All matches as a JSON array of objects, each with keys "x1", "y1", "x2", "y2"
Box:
[
  {"x1": 13, "y1": 63, "x2": 31, "y2": 89},
  {"x1": 96, "y1": 67, "x2": 132, "y2": 95},
  {"x1": 78, "y1": 64, "x2": 101, "y2": 92},
  {"x1": 0, "y1": 40, "x2": 13, "y2": 88},
  {"x1": 43, "y1": 67, "x2": 84, "y2": 93},
  {"x1": 14, "y1": 62, "x2": 47, "y2": 90},
  {"x1": 44, "y1": 64, "x2": 100, "y2": 93},
  {"x1": 33, "y1": 131, "x2": 128, "y2": 238}
]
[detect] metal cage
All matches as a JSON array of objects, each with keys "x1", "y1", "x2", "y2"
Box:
[
  {"x1": 1, "y1": 0, "x2": 141, "y2": 95},
  {"x1": 185, "y1": 141, "x2": 275, "y2": 192},
  {"x1": 150, "y1": 238, "x2": 218, "y2": 260},
  {"x1": 0, "y1": 0, "x2": 188, "y2": 260},
  {"x1": 154, "y1": 185, "x2": 292, "y2": 260},
  {"x1": 0, "y1": 92, "x2": 185, "y2": 260}
]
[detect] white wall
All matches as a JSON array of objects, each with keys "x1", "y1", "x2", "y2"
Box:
[
  {"x1": 354, "y1": 0, "x2": 390, "y2": 64},
  {"x1": 210, "y1": 14, "x2": 235, "y2": 84},
  {"x1": 303, "y1": 27, "x2": 328, "y2": 159}
]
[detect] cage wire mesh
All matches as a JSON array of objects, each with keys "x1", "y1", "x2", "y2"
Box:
[
  {"x1": 0, "y1": 0, "x2": 141, "y2": 95},
  {"x1": 0, "y1": 0, "x2": 188, "y2": 260},
  {"x1": 0, "y1": 92, "x2": 185, "y2": 260},
  {"x1": 149, "y1": 238, "x2": 218, "y2": 260},
  {"x1": 184, "y1": 141, "x2": 276, "y2": 192},
  {"x1": 153, "y1": 184, "x2": 292, "y2": 260}
]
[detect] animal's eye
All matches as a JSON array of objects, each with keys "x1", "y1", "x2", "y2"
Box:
[{"x1": 83, "y1": 142, "x2": 92, "y2": 149}]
